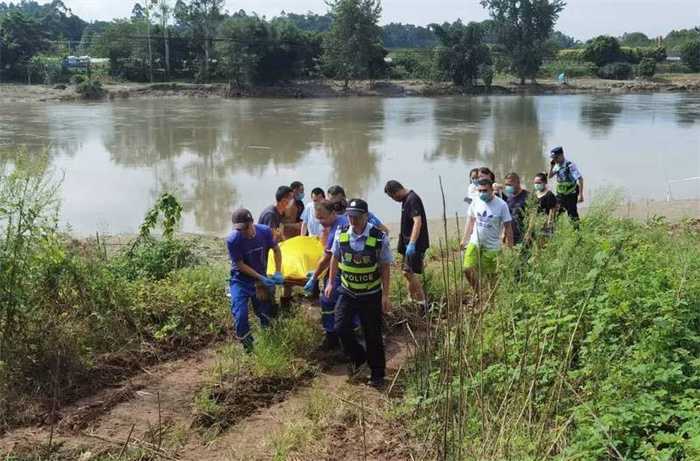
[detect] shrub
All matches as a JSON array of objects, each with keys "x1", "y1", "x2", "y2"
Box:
[
  {"x1": 539, "y1": 60, "x2": 597, "y2": 78},
  {"x1": 557, "y1": 48, "x2": 585, "y2": 62},
  {"x1": 479, "y1": 64, "x2": 494, "y2": 88},
  {"x1": 71, "y1": 74, "x2": 86, "y2": 85},
  {"x1": 389, "y1": 49, "x2": 434, "y2": 80},
  {"x1": 403, "y1": 201, "x2": 700, "y2": 460},
  {"x1": 597, "y1": 62, "x2": 633, "y2": 80},
  {"x1": 680, "y1": 39, "x2": 700, "y2": 71},
  {"x1": 76, "y1": 79, "x2": 106, "y2": 99},
  {"x1": 636, "y1": 58, "x2": 657, "y2": 78},
  {"x1": 583, "y1": 35, "x2": 622, "y2": 66}
]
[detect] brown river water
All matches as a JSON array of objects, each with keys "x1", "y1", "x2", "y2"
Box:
[{"x1": 1, "y1": 93, "x2": 698, "y2": 235}]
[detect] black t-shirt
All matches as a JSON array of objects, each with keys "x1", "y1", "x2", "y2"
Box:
[
  {"x1": 399, "y1": 190, "x2": 430, "y2": 254},
  {"x1": 258, "y1": 205, "x2": 283, "y2": 229},
  {"x1": 294, "y1": 199, "x2": 304, "y2": 222},
  {"x1": 506, "y1": 189, "x2": 530, "y2": 245},
  {"x1": 537, "y1": 190, "x2": 558, "y2": 215}
]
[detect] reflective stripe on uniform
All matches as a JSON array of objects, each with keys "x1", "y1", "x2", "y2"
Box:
[
  {"x1": 341, "y1": 277, "x2": 381, "y2": 291},
  {"x1": 339, "y1": 263, "x2": 378, "y2": 274}
]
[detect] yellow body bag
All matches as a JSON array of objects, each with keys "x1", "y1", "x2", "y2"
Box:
[{"x1": 267, "y1": 236, "x2": 324, "y2": 283}]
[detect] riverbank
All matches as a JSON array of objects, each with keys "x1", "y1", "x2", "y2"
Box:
[{"x1": 2, "y1": 73, "x2": 699, "y2": 103}]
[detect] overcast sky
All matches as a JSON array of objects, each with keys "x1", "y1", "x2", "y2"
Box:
[{"x1": 58, "y1": 0, "x2": 699, "y2": 41}]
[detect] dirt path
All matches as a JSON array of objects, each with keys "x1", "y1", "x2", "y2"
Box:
[
  {"x1": 182, "y1": 330, "x2": 414, "y2": 461},
  {"x1": 1, "y1": 313, "x2": 417, "y2": 460}
]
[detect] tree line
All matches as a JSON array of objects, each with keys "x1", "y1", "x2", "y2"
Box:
[{"x1": 1, "y1": 0, "x2": 698, "y2": 87}]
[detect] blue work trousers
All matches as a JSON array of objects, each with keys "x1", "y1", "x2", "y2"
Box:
[{"x1": 230, "y1": 281, "x2": 272, "y2": 348}]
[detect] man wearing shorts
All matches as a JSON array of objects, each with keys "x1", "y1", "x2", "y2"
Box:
[
  {"x1": 460, "y1": 178, "x2": 513, "y2": 293},
  {"x1": 385, "y1": 180, "x2": 430, "y2": 315}
]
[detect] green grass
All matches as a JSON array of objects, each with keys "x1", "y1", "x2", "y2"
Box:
[{"x1": 401, "y1": 196, "x2": 700, "y2": 459}]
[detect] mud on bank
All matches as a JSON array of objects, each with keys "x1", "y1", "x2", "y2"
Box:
[{"x1": 2, "y1": 73, "x2": 700, "y2": 104}]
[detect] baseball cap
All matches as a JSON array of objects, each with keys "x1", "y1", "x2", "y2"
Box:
[
  {"x1": 346, "y1": 198, "x2": 369, "y2": 216},
  {"x1": 231, "y1": 208, "x2": 254, "y2": 229},
  {"x1": 549, "y1": 146, "x2": 563, "y2": 158}
]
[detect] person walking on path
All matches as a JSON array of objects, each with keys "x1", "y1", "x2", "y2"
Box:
[
  {"x1": 548, "y1": 146, "x2": 584, "y2": 222},
  {"x1": 226, "y1": 209, "x2": 284, "y2": 352},
  {"x1": 461, "y1": 179, "x2": 513, "y2": 294},
  {"x1": 384, "y1": 180, "x2": 430, "y2": 316},
  {"x1": 503, "y1": 172, "x2": 530, "y2": 245},
  {"x1": 326, "y1": 199, "x2": 392, "y2": 388}
]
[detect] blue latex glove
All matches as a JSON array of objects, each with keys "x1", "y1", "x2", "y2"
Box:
[
  {"x1": 304, "y1": 274, "x2": 316, "y2": 293},
  {"x1": 260, "y1": 277, "x2": 276, "y2": 288},
  {"x1": 304, "y1": 277, "x2": 316, "y2": 294},
  {"x1": 271, "y1": 272, "x2": 285, "y2": 285},
  {"x1": 406, "y1": 242, "x2": 417, "y2": 257}
]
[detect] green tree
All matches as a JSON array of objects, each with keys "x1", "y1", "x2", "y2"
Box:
[
  {"x1": 620, "y1": 32, "x2": 651, "y2": 47},
  {"x1": 481, "y1": 0, "x2": 565, "y2": 84},
  {"x1": 547, "y1": 30, "x2": 578, "y2": 50},
  {"x1": 432, "y1": 21, "x2": 492, "y2": 87},
  {"x1": 582, "y1": 35, "x2": 622, "y2": 66},
  {"x1": 0, "y1": 11, "x2": 49, "y2": 81},
  {"x1": 175, "y1": 0, "x2": 224, "y2": 81},
  {"x1": 154, "y1": 0, "x2": 173, "y2": 80},
  {"x1": 322, "y1": 0, "x2": 386, "y2": 88},
  {"x1": 219, "y1": 16, "x2": 320, "y2": 87},
  {"x1": 680, "y1": 39, "x2": 700, "y2": 71}
]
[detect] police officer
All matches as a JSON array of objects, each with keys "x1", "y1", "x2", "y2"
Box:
[
  {"x1": 226, "y1": 208, "x2": 284, "y2": 352},
  {"x1": 325, "y1": 199, "x2": 393, "y2": 388},
  {"x1": 548, "y1": 146, "x2": 584, "y2": 221}
]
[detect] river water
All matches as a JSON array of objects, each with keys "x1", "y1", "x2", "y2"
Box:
[{"x1": 1, "y1": 93, "x2": 698, "y2": 235}]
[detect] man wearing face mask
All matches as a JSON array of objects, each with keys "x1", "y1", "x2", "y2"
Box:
[
  {"x1": 460, "y1": 179, "x2": 513, "y2": 293},
  {"x1": 227, "y1": 209, "x2": 284, "y2": 352},
  {"x1": 503, "y1": 172, "x2": 530, "y2": 245},
  {"x1": 326, "y1": 199, "x2": 393, "y2": 388},
  {"x1": 548, "y1": 146, "x2": 584, "y2": 222}
]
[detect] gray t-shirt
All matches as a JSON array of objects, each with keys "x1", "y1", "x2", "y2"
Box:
[{"x1": 258, "y1": 205, "x2": 283, "y2": 230}]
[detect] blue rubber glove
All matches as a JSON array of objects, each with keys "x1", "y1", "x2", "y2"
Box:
[
  {"x1": 260, "y1": 277, "x2": 276, "y2": 288},
  {"x1": 304, "y1": 273, "x2": 316, "y2": 293},
  {"x1": 406, "y1": 242, "x2": 417, "y2": 257},
  {"x1": 272, "y1": 272, "x2": 285, "y2": 285}
]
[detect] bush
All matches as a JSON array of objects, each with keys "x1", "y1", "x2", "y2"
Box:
[
  {"x1": 111, "y1": 238, "x2": 200, "y2": 281},
  {"x1": 557, "y1": 48, "x2": 585, "y2": 62},
  {"x1": 656, "y1": 62, "x2": 693, "y2": 74},
  {"x1": 388, "y1": 49, "x2": 434, "y2": 80},
  {"x1": 680, "y1": 39, "x2": 700, "y2": 71},
  {"x1": 636, "y1": 58, "x2": 657, "y2": 78},
  {"x1": 597, "y1": 62, "x2": 633, "y2": 80},
  {"x1": 403, "y1": 201, "x2": 700, "y2": 459},
  {"x1": 479, "y1": 64, "x2": 494, "y2": 88},
  {"x1": 71, "y1": 74, "x2": 86, "y2": 85},
  {"x1": 583, "y1": 35, "x2": 622, "y2": 66},
  {"x1": 76, "y1": 79, "x2": 106, "y2": 99},
  {"x1": 621, "y1": 46, "x2": 667, "y2": 64},
  {"x1": 539, "y1": 60, "x2": 597, "y2": 78}
]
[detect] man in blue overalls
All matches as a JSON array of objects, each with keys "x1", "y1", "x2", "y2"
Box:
[
  {"x1": 226, "y1": 208, "x2": 284, "y2": 352},
  {"x1": 326, "y1": 199, "x2": 393, "y2": 388}
]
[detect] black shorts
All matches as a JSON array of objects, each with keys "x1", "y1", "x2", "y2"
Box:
[{"x1": 402, "y1": 251, "x2": 425, "y2": 275}]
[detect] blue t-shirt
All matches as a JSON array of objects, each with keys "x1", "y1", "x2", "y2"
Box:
[
  {"x1": 325, "y1": 214, "x2": 350, "y2": 252},
  {"x1": 226, "y1": 224, "x2": 276, "y2": 288}
]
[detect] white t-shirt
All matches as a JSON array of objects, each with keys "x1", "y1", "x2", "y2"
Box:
[
  {"x1": 469, "y1": 196, "x2": 513, "y2": 250},
  {"x1": 300, "y1": 201, "x2": 322, "y2": 236}
]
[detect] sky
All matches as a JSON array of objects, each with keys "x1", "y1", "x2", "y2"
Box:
[{"x1": 58, "y1": 0, "x2": 699, "y2": 41}]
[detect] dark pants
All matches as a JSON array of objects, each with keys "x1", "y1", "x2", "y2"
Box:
[
  {"x1": 557, "y1": 192, "x2": 580, "y2": 221},
  {"x1": 335, "y1": 291, "x2": 385, "y2": 380}
]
